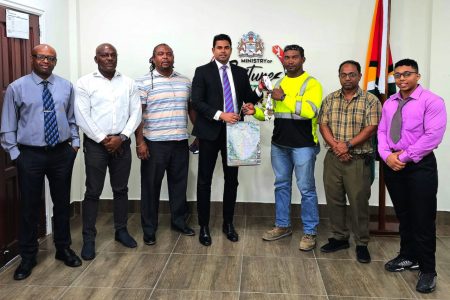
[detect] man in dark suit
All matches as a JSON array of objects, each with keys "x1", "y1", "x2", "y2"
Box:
[{"x1": 191, "y1": 34, "x2": 261, "y2": 246}]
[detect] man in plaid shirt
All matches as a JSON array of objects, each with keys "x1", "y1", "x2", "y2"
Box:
[{"x1": 318, "y1": 60, "x2": 381, "y2": 263}]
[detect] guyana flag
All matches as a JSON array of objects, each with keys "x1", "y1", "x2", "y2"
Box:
[{"x1": 363, "y1": 0, "x2": 396, "y2": 100}]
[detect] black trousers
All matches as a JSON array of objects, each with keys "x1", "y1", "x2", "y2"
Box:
[
  {"x1": 383, "y1": 153, "x2": 438, "y2": 274},
  {"x1": 16, "y1": 142, "x2": 76, "y2": 259},
  {"x1": 140, "y1": 139, "x2": 189, "y2": 236},
  {"x1": 82, "y1": 137, "x2": 131, "y2": 242},
  {"x1": 197, "y1": 126, "x2": 239, "y2": 226}
]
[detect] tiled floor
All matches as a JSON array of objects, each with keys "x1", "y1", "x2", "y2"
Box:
[{"x1": 1, "y1": 211, "x2": 450, "y2": 300}]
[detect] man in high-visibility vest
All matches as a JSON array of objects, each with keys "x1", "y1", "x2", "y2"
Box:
[{"x1": 243, "y1": 44, "x2": 323, "y2": 251}]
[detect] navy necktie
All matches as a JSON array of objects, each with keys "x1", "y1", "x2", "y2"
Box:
[
  {"x1": 221, "y1": 65, "x2": 234, "y2": 113},
  {"x1": 42, "y1": 81, "x2": 59, "y2": 146}
]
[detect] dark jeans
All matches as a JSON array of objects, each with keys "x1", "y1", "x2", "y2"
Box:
[
  {"x1": 383, "y1": 153, "x2": 438, "y2": 274},
  {"x1": 141, "y1": 139, "x2": 189, "y2": 236},
  {"x1": 16, "y1": 142, "x2": 76, "y2": 259},
  {"x1": 197, "y1": 126, "x2": 238, "y2": 226},
  {"x1": 82, "y1": 137, "x2": 131, "y2": 242}
]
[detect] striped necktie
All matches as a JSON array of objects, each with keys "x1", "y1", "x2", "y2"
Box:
[
  {"x1": 42, "y1": 81, "x2": 59, "y2": 146},
  {"x1": 221, "y1": 65, "x2": 234, "y2": 113}
]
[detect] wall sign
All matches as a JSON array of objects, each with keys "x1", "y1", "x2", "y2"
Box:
[{"x1": 6, "y1": 9, "x2": 29, "y2": 40}]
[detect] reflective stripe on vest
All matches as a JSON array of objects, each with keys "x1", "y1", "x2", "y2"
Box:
[
  {"x1": 274, "y1": 112, "x2": 310, "y2": 120},
  {"x1": 295, "y1": 99, "x2": 319, "y2": 118},
  {"x1": 294, "y1": 76, "x2": 318, "y2": 117}
]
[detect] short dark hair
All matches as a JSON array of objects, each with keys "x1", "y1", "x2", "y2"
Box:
[
  {"x1": 283, "y1": 44, "x2": 304, "y2": 57},
  {"x1": 338, "y1": 60, "x2": 361, "y2": 74},
  {"x1": 213, "y1": 34, "x2": 232, "y2": 48},
  {"x1": 394, "y1": 58, "x2": 419, "y2": 73}
]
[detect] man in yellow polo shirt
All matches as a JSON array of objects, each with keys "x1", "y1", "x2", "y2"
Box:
[{"x1": 244, "y1": 44, "x2": 323, "y2": 251}]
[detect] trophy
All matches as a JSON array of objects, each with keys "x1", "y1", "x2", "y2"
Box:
[{"x1": 262, "y1": 75, "x2": 274, "y2": 121}]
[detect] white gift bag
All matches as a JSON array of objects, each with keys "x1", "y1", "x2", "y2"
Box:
[{"x1": 226, "y1": 121, "x2": 261, "y2": 166}]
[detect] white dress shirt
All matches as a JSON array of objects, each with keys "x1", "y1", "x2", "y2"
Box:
[{"x1": 75, "y1": 71, "x2": 142, "y2": 143}]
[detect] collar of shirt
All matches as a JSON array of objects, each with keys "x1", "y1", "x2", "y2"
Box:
[
  {"x1": 338, "y1": 86, "x2": 363, "y2": 100},
  {"x1": 31, "y1": 71, "x2": 55, "y2": 86},
  {"x1": 152, "y1": 69, "x2": 179, "y2": 78},
  {"x1": 92, "y1": 70, "x2": 122, "y2": 79},
  {"x1": 391, "y1": 84, "x2": 423, "y2": 102},
  {"x1": 215, "y1": 60, "x2": 231, "y2": 70}
]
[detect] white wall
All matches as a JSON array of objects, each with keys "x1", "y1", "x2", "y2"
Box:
[
  {"x1": 429, "y1": 0, "x2": 450, "y2": 211},
  {"x1": 6, "y1": 0, "x2": 449, "y2": 210}
]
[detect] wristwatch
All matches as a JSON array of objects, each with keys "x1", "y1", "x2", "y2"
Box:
[
  {"x1": 120, "y1": 134, "x2": 128, "y2": 142},
  {"x1": 345, "y1": 141, "x2": 353, "y2": 149}
]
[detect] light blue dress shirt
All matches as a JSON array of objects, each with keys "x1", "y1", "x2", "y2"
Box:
[{"x1": 0, "y1": 72, "x2": 79, "y2": 160}]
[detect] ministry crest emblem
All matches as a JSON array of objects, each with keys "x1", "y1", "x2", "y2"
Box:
[{"x1": 237, "y1": 31, "x2": 264, "y2": 57}]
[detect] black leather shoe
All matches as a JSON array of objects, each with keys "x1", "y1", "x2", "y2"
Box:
[
  {"x1": 115, "y1": 229, "x2": 137, "y2": 248},
  {"x1": 356, "y1": 245, "x2": 371, "y2": 263},
  {"x1": 81, "y1": 241, "x2": 96, "y2": 260},
  {"x1": 416, "y1": 272, "x2": 437, "y2": 293},
  {"x1": 222, "y1": 223, "x2": 239, "y2": 242},
  {"x1": 320, "y1": 238, "x2": 350, "y2": 253},
  {"x1": 171, "y1": 224, "x2": 195, "y2": 236},
  {"x1": 13, "y1": 259, "x2": 37, "y2": 280},
  {"x1": 143, "y1": 233, "x2": 156, "y2": 245},
  {"x1": 199, "y1": 226, "x2": 212, "y2": 246},
  {"x1": 55, "y1": 248, "x2": 82, "y2": 267}
]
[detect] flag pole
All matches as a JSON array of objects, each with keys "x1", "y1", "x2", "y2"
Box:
[
  {"x1": 370, "y1": 0, "x2": 399, "y2": 235},
  {"x1": 376, "y1": 0, "x2": 389, "y2": 232}
]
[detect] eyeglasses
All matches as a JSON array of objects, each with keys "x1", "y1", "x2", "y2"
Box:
[
  {"x1": 32, "y1": 54, "x2": 57, "y2": 62},
  {"x1": 339, "y1": 72, "x2": 359, "y2": 79},
  {"x1": 393, "y1": 71, "x2": 417, "y2": 79}
]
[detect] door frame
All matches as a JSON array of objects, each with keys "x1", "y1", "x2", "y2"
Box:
[{"x1": 0, "y1": 0, "x2": 54, "y2": 235}]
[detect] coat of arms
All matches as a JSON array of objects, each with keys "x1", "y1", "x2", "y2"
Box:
[{"x1": 237, "y1": 31, "x2": 264, "y2": 57}]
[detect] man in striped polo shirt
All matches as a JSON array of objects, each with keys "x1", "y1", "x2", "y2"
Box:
[{"x1": 135, "y1": 44, "x2": 195, "y2": 245}]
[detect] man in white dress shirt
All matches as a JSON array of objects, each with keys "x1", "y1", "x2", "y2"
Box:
[{"x1": 75, "y1": 43, "x2": 142, "y2": 260}]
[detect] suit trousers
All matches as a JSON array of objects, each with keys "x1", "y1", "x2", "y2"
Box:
[
  {"x1": 82, "y1": 137, "x2": 131, "y2": 242},
  {"x1": 323, "y1": 151, "x2": 371, "y2": 246},
  {"x1": 140, "y1": 139, "x2": 189, "y2": 237},
  {"x1": 197, "y1": 126, "x2": 238, "y2": 226},
  {"x1": 383, "y1": 153, "x2": 438, "y2": 274},
  {"x1": 16, "y1": 142, "x2": 76, "y2": 259}
]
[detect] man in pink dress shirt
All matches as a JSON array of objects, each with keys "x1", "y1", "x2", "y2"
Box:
[{"x1": 378, "y1": 59, "x2": 446, "y2": 294}]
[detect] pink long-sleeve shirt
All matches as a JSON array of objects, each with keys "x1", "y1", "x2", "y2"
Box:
[{"x1": 378, "y1": 84, "x2": 447, "y2": 163}]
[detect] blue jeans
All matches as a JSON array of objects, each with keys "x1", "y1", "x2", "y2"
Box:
[{"x1": 271, "y1": 143, "x2": 320, "y2": 234}]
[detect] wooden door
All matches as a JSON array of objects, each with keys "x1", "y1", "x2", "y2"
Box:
[{"x1": 0, "y1": 6, "x2": 41, "y2": 268}]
